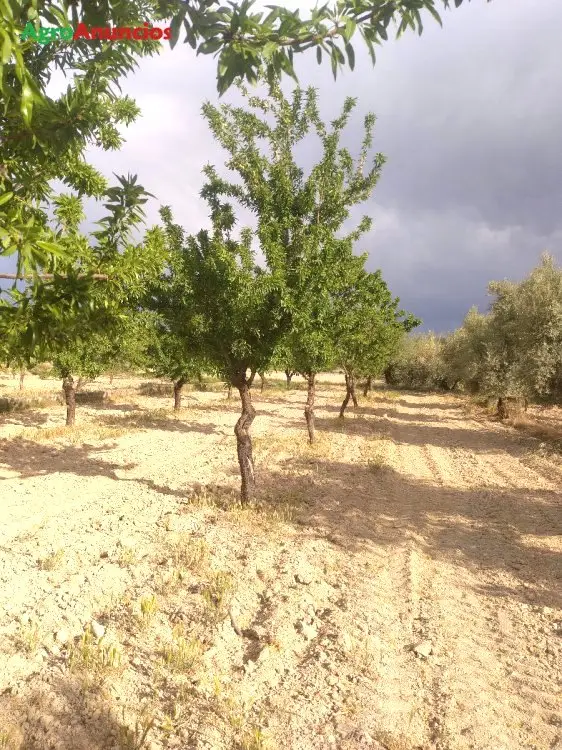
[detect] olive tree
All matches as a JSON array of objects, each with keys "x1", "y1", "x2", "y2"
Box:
[
  {"x1": 384, "y1": 332, "x2": 448, "y2": 390},
  {"x1": 470, "y1": 254, "x2": 562, "y2": 409}
]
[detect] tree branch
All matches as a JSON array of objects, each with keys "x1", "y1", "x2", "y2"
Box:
[{"x1": 0, "y1": 273, "x2": 109, "y2": 280}]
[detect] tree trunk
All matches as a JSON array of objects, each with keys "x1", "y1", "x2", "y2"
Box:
[
  {"x1": 350, "y1": 372, "x2": 358, "y2": 408},
  {"x1": 339, "y1": 371, "x2": 357, "y2": 417},
  {"x1": 109, "y1": 374, "x2": 114, "y2": 385},
  {"x1": 259, "y1": 372, "x2": 265, "y2": 392},
  {"x1": 232, "y1": 373, "x2": 256, "y2": 502},
  {"x1": 62, "y1": 375, "x2": 76, "y2": 427},
  {"x1": 497, "y1": 396, "x2": 527, "y2": 420},
  {"x1": 227, "y1": 384, "x2": 232, "y2": 400},
  {"x1": 19, "y1": 369, "x2": 25, "y2": 390},
  {"x1": 363, "y1": 375, "x2": 372, "y2": 397},
  {"x1": 285, "y1": 369, "x2": 293, "y2": 388},
  {"x1": 173, "y1": 376, "x2": 187, "y2": 411},
  {"x1": 304, "y1": 372, "x2": 316, "y2": 444}
]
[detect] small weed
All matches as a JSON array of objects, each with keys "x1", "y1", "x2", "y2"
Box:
[
  {"x1": 157, "y1": 567, "x2": 187, "y2": 595},
  {"x1": 160, "y1": 703, "x2": 186, "y2": 737},
  {"x1": 116, "y1": 708, "x2": 155, "y2": 750},
  {"x1": 15, "y1": 619, "x2": 41, "y2": 654},
  {"x1": 117, "y1": 546, "x2": 137, "y2": 567},
  {"x1": 169, "y1": 535, "x2": 210, "y2": 571},
  {"x1": 220, "y1": 696, "x2": 273, "y2": 750},
  {"x1": 0, "y1": 727, "x2": 22, "y2": 749},
  {"x1": 350, "y1": 635, "x2": 379, "y2": 676},
  {"x1": 68, "y1": 627, "x2": 122, "y2": 674},
  {"x1": 138, "y1": 381, "x2": 174, "y2": 397},
  {"x1": 139, "y1": 594, "x2": 158, "y2": 627},
  {"x1": 162, "y1": 627, "x2": 203, "y2": 672},
  {"x1": 239, "y1": 725, "x2": 273, "y2": 750},
  {"x1": 201, "y1": 571, "x2": 234, "y2": 620},
  {"x1": 367, "y1": 454, "x2": 386, "y2": 473},
  {"x1": 38, "y1": 549, "x2": 65, "y2": 571},
  {"x1": 102, "y1": 409, "x2": 176, "y2": 430},
  {"x1": 381, "y1": 390, "x2": 401, "y2": 400},
  {"x1": 0, "y1": 396, "x2": 53, "y2": 413},
  {"x1": 24, "y1": 425, "x2": 127, "y2": 444}
]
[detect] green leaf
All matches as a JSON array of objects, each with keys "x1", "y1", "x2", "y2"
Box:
[
  {"x1": 20, "y1": 80, "x2": 34, "y2": 127},
  {"x1": 345, "y1": 42, "x2": 355, "y2": 71},
  {"x1": 0, "y1": 191, "x2": 13, "y2": 206},
  {"x1": 262, "y1": 41, "x2": 278, "y2": 59},
  {"x1": 1, "y1": 31, "x2": 11, "y2": 64},
  {"x1": 198, "y1": 37, "x2": 223, "y2": 54},
  {"x1": 169, "y1": 11, "x2": 186, "y2": 49},
  {"x1": 36, "y1": 240, "x2": 64, "y2": 255},
  {"x1": 316, "y1": 45, "x2": 322, "y2": 64},
  {"x1": 331, "y1": 50, "x2": 338, "y2": 79},
  {"x1": 342, "y1": 17, "x2": 356, "y2": 43}
]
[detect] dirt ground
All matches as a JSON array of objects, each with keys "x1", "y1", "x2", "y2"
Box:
[{"x1": 0, "y1": 372, "x2": 560, "y2": 750}]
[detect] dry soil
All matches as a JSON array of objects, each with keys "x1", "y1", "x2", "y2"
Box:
[{"x1": 0, "y1": 373, "x2": 560, "y2": 750}]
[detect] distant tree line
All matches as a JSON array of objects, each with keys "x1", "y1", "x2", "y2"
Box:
[{"x1": 384, "y1": 254, "x2": 562, "y2": 412}]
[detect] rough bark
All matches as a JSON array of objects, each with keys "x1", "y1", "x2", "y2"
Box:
[
  {"x1": 285, "y1": 369, "x2": 294, "y2": 388},
  {"x1": 19, "y1": 370, "x2": 24, "y2": 390},
  {"x1": 62, "y1": 375, "x2": 76, "y2": 426},
  {"x1": 232, "y1": 373, "x2": 256, "y2": 502},
  {"x1": 363, "y1": 375, "x2": 372, "y2": 397},
  {"x1": 467, "y1": 379, "x2": 480, "y2": 395},
  {"x1": 304, "y1": 372, "x2": 316, "y2": 444},
  {"x1": 173, "y1": 376, "x2": 187, "y2": 410},
  {"x1": 497, "y1": 396, "x2": 527, "y2": 420},
  {"x1": 350, "y1": 372, "x2": 358, "y2": 408},
  {"x1": 339, "y1": 371, "x2": 358, "y2": 417},
  {"x1": 259, "y1": 371, "x2": 266, "y2": 392}
]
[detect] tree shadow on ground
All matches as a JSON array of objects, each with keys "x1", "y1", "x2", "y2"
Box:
[
  {"x1": 0, "y1": 410, "x2": 53, "y2": 428},
  {"x1": 0, "y1": 437, "x2": 200, "y2": 500},
  {"x1": 96, "y1": 411, "x2": 219, "y2": 434},
  {"x1": 84, "y1": 401, "x2": 143, "y2": 413},
  {"x1": 296, "y1": 409, "x2": 533, "y2": 457},
  {"x1": 0, "y1": 672, "x2": 177, "y2": 750},
  {"x1": 393, "y1": 396, "x2": 463, "y2": 410},
  {"x1": 256, "y1": 455, "x2": 562, "y2": 611}
]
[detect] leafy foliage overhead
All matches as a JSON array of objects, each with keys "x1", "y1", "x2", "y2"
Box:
[{"x1": 0, "y1": 0, "x2": 489, "y2": 124}]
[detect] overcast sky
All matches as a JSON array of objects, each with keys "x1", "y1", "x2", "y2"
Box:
[{"x1": 3, "y1": 0, "x2": 561, "y2": 332}]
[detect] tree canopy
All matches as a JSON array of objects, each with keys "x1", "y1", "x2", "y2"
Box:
[{"x1": 0, "y1": 0, "x2": 487, "y2": 126}]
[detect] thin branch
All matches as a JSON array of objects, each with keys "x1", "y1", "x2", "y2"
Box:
[{"x1": 0, "y1": 273, "x2": 109, "y2": 280}]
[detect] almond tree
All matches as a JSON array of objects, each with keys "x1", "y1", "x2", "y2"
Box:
[
  {"x1": 145, "y1": 326, "x2": 209, "y2": 410},
  {"x1": 0, "y1": 1, "x2": 159, "y2": 279},
  {"x1": 202, "y1": 83, "x2": 386, "y2": 444},
  {"x1": 0, "y1": 178, "x2": 166, "y2": 425},
  {"x1": 333, "y1": 267, "x2": 420, "y2": 417},
  {"x1": 157, "y1": 202, "x2": 288, "y2": 502}
]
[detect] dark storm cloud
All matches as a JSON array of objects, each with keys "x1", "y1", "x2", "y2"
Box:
[{"x1": 293, "y1": 0, "x2": 562, "y2": 235}]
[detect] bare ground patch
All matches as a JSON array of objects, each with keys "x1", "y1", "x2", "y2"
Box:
[{"x1": 0, "y1": 374, "x2": 560, "y2": 749}]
